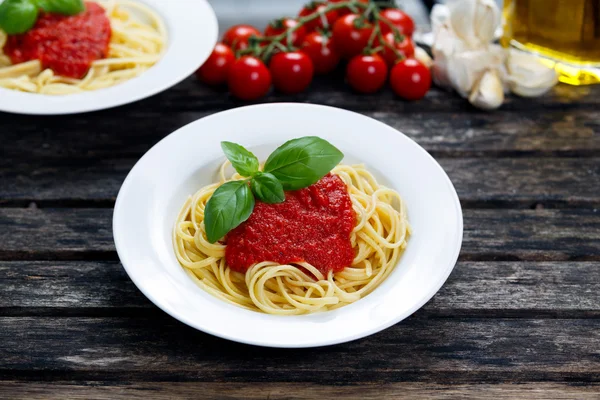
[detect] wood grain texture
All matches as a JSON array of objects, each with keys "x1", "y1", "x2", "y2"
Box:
[
  {"x1": 2, "y1": 158, "x2": 599, "y2": 207},
  {"x1": 1, "y1": 100, "x2": 599, "y2": 161},
  {"x1": 1, "y1": 382, "x2": 599, "y2": 400},
  {"x1": 108, "y1": 75, "x2": 600, "y2": 114},
  {"x1": 0, "y1": 316, "x2": 599, "y2": 382},
  {"x1": 1, "y1": 261, "x2": 599, "y2": 318},
  {"x1": 0, "y1": 208, "x2": 598, "y2": 260}
]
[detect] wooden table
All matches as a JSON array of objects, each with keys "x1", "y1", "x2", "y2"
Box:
[{"x1": 1, "y1": 54, "x2": 600, "y2": 400}]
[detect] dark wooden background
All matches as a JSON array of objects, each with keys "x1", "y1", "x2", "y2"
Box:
[{"x1": 1, "y1": 0, "x2": 600, "y2": 399}]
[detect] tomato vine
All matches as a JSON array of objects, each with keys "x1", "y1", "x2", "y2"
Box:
[{"x1": 238, "y1": 0, "x2": 407, "y2": 64}]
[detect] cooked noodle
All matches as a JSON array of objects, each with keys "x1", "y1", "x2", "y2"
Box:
[
  {"x1": 174, "y1": 163, "x2": 411, "y2": 315},
  {"x1": 0, "y1": 0, "x2": 166, "y2": 94}
]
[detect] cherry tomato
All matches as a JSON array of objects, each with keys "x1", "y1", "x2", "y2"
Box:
[
  {"x1": 228, "y1": 56, "x2": 272, "y2": 100},
  {"x1": 332, "y1": 14, "x2": 373, "y2": 59},
  {"x1": 390, "y1": 58, "x2": 431, "y2": 100},
  {"x1": 222, "y1": 24, "x2": 261, "y2": 51},
  {"x1": 328, "y1": 0, "x2": 369, "y2": 17},
  {"x1": 269, "y1": 51, "x2": 314, "y2": 94},
  {"x1": 264, "y1": 18, "x2": 306, "y2": 47},
  {"x1": 346, "y1": 54, "x2": 388, "y2": 94},
  {"x1": 375, "y1": 32, "x2": 415, "y2": 67},
  {"x1": 299, "y1": 2, "x2": 339, "y2": 33},
  {"x1": 195, "y1": 43, "x2": 236, "y2": 86},
  {"x1": 378, "y1": 8, "x2": 415, "y2": 37},
  {"x1": 301, "y1": 32, "x2": 341, "y2": 74}
]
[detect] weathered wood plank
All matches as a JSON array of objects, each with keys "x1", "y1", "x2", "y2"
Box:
[
  {"x1": 0, "y1": 208, "x2": 597, "y2": 261},
  {"x1": 100, "y1": 75, "x2": 600, "y2": 114},
  {"x1": 1, "y1": 382, "x2": 598, "y2": 400},
  {"x1": 460, "y1": 209, "x2": 600, "y2": 261},
  {"x1": 1, "y1": 108, "x2": 599, "y2": 161},
  {"x1": 428, "y1": 261, "x2": 600, "y2": 317},
  {"x1": 0, "y1": 261, "x2": 148, "y2": 312},
  {"x1": 1, "y1": 261, "x2": 599, "y2": 318},
  {"x1": 0, "y1": 208, "x2": 115, "y2": 259},
  {"x1": 441, "y1": 158, "x2": 600, "y2": 208},
  {"x1": 0, "y1": 317, "x2": 598, "y2": 382},
  {"x1": 2, "y1": 158, "x2": 599, "y2": 207}
]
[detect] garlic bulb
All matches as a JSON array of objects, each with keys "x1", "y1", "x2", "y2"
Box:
[
  {"x1": 430, "y1": 0, "x2": 557, "y2": 110},
  {"x1": 506, "y1": 49, "x2": 558, "y2": 97},
  {"x1": 469, "y1": 69, "x2": 504, "y2": 110}
]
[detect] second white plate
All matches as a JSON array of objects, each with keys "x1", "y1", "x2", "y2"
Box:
[{"x1": 0, "y1": 0, "x2": 218, "y2": 115}]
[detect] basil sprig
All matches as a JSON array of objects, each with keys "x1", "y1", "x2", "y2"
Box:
[
  {"x1": 0, "y1": 0, "x2": 84, "y2": 35},
  {"x1": 204, "y1": 137, "x2": 343, "y2": 243}
]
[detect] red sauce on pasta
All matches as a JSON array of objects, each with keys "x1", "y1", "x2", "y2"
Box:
[
  {"x1": 226, "y1": 174, "x2": 356, "y2": 274},
  {"x1": 4, "y1": 2, "x2": 111, "y2": 79}
]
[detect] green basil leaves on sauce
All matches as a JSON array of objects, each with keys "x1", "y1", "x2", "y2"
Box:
[
  {"x1": 264, "y1": 136, "x2": 344, "y2": 190},
  {"x1": 204, "y1": 136, "x2": 344, "y2": 243},
  {"x1": 0, "y1": 0, "x2": 38, "y2": 34},
  {"x1": 0, "y1": 0, "x2": 84, "y2": 35},
  {"x1": 250, "y1": 172, "x2": 285, "y2": 204},
  {"x1": 221, "y1": 141, "x2": 259, "y2": 178},
  {"x1": 38, "y1": 0, "x2": 85, "y2": 15},
  {"x1": 204, "y1": 180, "x2": 255, "y2": 244}
]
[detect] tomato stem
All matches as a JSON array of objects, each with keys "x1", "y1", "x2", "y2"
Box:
[
  {"x1": 366, "y1": 24, "x2": 380, "y2": 53},
  {"x1": 243, "y1": 0, "x2": 406, "y2": 63}
]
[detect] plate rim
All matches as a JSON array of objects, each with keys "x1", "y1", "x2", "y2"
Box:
[{"x1": 113, "y1": 103, "x2": 464, "y2": 348}]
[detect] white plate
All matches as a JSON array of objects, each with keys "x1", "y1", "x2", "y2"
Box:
[
  {"x1": 113, "y1": 103, "x2": 463, "y2": 348},
  {"x1": 0, "y1": 0, "x2": 218, "y2": 115}
]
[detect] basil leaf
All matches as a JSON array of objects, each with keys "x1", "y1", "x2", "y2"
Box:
[
  {"x1": 264, "y1": 136, "x2": 344, "y2": 190},
  {"x1": 0, "y1": 0, "x2": 38, "y2": 34},
  {"x1": 251, "y1": 172, "x2": 285, "y2": 204},
  {"x1": 204, "y1": 180, "x2": 254, "y2": 243},
  {"x1": 221, "y1": 141, "x2": 259, "y2": 178},
  {"x1": 38, "y1": 0, "x2": 84, "y2": 15}
]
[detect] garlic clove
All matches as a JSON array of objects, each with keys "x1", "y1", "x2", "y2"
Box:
[
  {"x1": 431, "y1": 25, "x2": 461, "y2": 89},
  {"x1": 506, "y1": 49, "x2": 558, "y2": 97},
  {"x1": 432, "y1": 22, "x2": 472, "y2": 57},
  {"x1": 448, "y1": 0, "x2": 500, "y2": 49},
  {"x1": 414, "y1": 46, "x2": 433, "y2": 69},
  {"x1": 431, "y1": 23, "x2": 473, "y2": 89},
  {"x1": 443, "y1": 48, "x2": 505, "y2": 97},
  {"x1": 489, "y1": 44, "x2": 510, "y2": 93},
  {"x1": 448, "y1": 0, "x2": 478, "y2": 48},
  {"x1": 447, "y1": 55, "x2": 477, "y2": 97},
  {"x1": 469, "y1": 69, "x2": 504, "y2": 110},
  {"x1": 473, "y1": 0, "x2": 501, "y2": 44}
]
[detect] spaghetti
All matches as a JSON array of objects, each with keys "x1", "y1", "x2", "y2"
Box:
[
  {"x1": 0, "y1": 0, "x2": 166, "y2": 94},
  {"x1": 174, "y1": 163, "x2": 411, "y2": 315}
]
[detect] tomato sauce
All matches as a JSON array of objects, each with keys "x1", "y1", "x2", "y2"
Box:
[
  {"x1": 4, "y1": 2, "x2": 111, "y2": 79},
  {"x1": 226, "y1": 174, "x2": 356, "y2": 275}
]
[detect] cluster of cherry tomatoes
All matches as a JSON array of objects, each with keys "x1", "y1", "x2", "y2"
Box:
[{"x1": 196, "y1": 0, "x2": 431, "y2": 101}]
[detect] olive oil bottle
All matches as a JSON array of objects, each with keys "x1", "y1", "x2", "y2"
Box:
[{"x1": 502, "y1": 0, "x2": 600, "y2": 85}]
